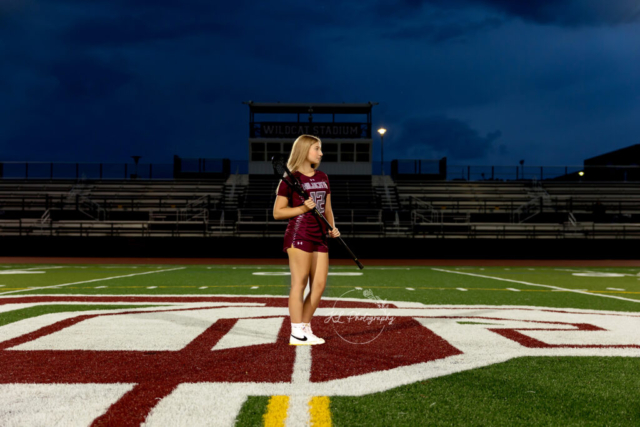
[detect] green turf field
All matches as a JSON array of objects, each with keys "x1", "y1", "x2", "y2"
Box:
[
  {"x1": 2, "y1": 264, "x2": 640, "y2": 310},
  {"x1": 1, "y1": 263, "x2": 639, "y2": 426}
]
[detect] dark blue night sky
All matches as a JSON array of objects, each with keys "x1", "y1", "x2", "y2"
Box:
[{"x1": 1, "y1": 0, "x2": 639, "y2": 167}]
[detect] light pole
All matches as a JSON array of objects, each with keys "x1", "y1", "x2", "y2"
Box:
[
  {"x1": 131, "y1": 156, "x2": 141, "y2": 179},
  {"x1": 378, "y1": 128, "x2": 387, "y2": 175}
]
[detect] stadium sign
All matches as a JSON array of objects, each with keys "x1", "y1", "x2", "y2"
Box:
[
  {"x1": 1, "y1": 295, "x2": 639, "y2": 425},
  {"x1": 256, "y1": 122, "x2": 364, "y2": 138}
]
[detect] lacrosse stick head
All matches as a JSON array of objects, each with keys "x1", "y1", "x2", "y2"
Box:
[
  {"x1": 272, "y1": 155, "x2": 307, "y2": 198},
  {"x1": 271, "y1": 154, "x2": 290, "y2": 180}
]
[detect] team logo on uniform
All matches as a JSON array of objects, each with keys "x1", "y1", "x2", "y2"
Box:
[{"x1": 1, "y1": 295, "x2": 639, "y2": 425}]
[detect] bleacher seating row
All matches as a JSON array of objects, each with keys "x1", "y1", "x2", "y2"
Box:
[
  {"x1": 1, "y1": 176, "x2": 640, "y2": 238},
  {"x1": 0, "y1": 179, "x2": 226, "y2": 221},
  {"x1": 394, "y1": 178, "x2": 640, "y2": 224},
  {"x1": 234, "y1": 175, "x2": 383, "y2": 235}
]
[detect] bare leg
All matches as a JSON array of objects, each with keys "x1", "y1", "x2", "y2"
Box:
[
  {"x1": 302, "y1": 251, "x2": 329, "y2": 323},
  {"x1": 287, "y1": 248, "x2": 313, "y2": 323}
]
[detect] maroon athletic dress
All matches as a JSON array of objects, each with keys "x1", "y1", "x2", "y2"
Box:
[{"x1": 276, "y1": 170, "x2": 331, "y2": 253}]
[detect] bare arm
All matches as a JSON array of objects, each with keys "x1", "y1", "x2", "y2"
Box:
[
  {"x1": 273, "y1": 195, "x2": 315, "y2": 220},
  {"x1": 324, "y1": 194, "x2": 340, "y2": 238},
  {"x1": 324, "y1": 194, "x2": 335, "y2": 228}
]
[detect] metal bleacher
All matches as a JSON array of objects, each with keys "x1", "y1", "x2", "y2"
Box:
[
  {"x1": 0, "y1": 179, "x2": 228, "y2": 237},
  {"x1": 2, "y1": 174, "x2": 640, "y2": 240},
  {"x1": 543, "y1": 182, "x2": 640, "y2": 222},
  {"x1": 392, "y1": 178, "x2": 640, "y2": 239},
  {"x1": 235, "y1": 175, "x2": 384, "y2": 237}
]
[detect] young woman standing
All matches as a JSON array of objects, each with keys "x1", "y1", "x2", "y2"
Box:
[{"x1": 273, "y1": 134, "x2": 340, "y2": 345}]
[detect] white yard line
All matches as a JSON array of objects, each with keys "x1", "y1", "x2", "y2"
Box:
[
  {"x1": 0, "y1": 266, "x2": 66, "y2": 275},
  {"x1": 555, "y1": 268, "x2": 635, "y2": 277},
  {"x1": 286, "y1": 346, "x2": 312, "y2": 427},
  {"x1": 432, "y1": 268, "x2": 640, "y2": 304},
  {"x1": 0, "y1": 267, "x2": 186, "y2": 296}
]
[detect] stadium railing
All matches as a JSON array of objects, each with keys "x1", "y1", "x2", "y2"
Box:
[{"x1": 3, "y1": 174, "x2": 640, "y2": 239}]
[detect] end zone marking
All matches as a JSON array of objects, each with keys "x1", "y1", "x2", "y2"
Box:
[
  {"x1": 0, "y1": 267, "x2": 186, "y2": 296},
  {"x1": 0, "y1": 383, "x2": 135, "y2": 426},
  {"x1": 432, "y1": 268, "x2": 640, "y2": 304},
  {"x1": 212, "y1": 318, "x2": 283, "y2": 351}
]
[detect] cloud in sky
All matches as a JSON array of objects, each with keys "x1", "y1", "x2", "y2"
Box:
[
  {"x1": 0, "y1": 0, "x2": 639, "y2": 166},
  {"x1": 474, "y1": 0, "x2": 640, "y2": 27},
  {"x1": 383, "y1": 0, "x2": 640, "y2": 27},
  {"x1": 400, "y1": 116, "x2": 502, "y2": 160}
]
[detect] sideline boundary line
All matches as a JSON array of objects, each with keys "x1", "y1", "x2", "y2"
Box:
[
  {"x1": 432, "y1": 268, "x2": 640, "y2": 304},
  {"x1": 0, "y1": 268, "x2": 186, "y2": 296}
]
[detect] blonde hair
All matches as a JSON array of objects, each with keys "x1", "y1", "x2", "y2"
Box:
[{"x1": 287, "y1": 134, "x2": 322, "y2": 172}]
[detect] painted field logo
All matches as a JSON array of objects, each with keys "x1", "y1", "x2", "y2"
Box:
[
  {"x1": 325, "y1": 288, "x2": 396, "y2": 344},
  {"x1": 0, "y1": 295, "x2": 639, "y2": 426}
]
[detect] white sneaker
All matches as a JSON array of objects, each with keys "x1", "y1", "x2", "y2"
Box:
[
  {"x1": 303, "y1": 323, "x2": 325, "y2": 345},
  {"x1": 289, "y1": 331, "x2": 313, "y2": 345},
  {"x1": 289, "y1": 325, "x2": 324, "y2": 345}
]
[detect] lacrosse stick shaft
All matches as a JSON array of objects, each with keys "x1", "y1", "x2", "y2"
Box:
[{"x1": 282, "y1": 179, "x2": 364, "y2": 269}]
